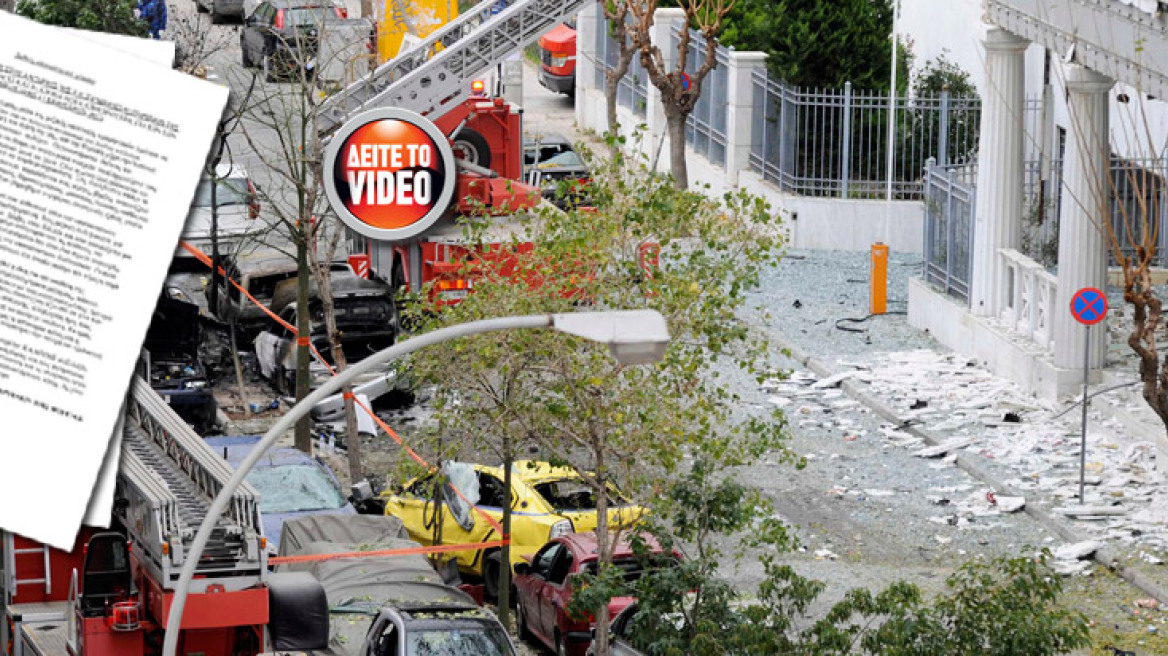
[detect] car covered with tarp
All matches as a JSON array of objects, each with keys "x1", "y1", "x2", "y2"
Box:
[{"x1": 272, "y1": 515, "x2": 518, "y2": 656}]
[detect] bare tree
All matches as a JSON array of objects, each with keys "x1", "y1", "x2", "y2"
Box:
[
  {"x1": 232, "y1": 18, "x2": 373, "y2": 463},
  {"x1": 170, "y1": 9, "x2": 234, "y2": 76},
  {"x1": 628, "y1": 0, "x2": 737, "y2": 189}
]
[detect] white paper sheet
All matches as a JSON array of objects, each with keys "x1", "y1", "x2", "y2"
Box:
[
  {"x1": 74, "y1": 31, "x2": 178, "y2": 530},
  {"x1": 0, "y1": 12, "x2": 228, "y2": 548}
]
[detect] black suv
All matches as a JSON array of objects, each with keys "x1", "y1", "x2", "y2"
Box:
[{"x1": 240, "y1": 0, "x2": 343, "y2": 81}]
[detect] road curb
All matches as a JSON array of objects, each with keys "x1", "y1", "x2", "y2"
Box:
[{"x1": 776, "y1": 338, "x2": 1168, "y2": 604}]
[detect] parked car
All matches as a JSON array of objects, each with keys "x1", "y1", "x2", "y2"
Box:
[
  {"x1": 195, "y1": 0, "x2": 244, "y2": 24},
  {"x1": 537, "y1": 21, "x2": 577, "y2": 96},
  {"x1": 253, "y1": 270, "x2": 398, "y2": 393},
  {"x1": 205, "y1": 435, "x2": 356, "y2": 553},
  {"x1": 382, "y1": 461, "x2": 646, "y2": 599},
  {"x1": 272, "y1": 515, "x2": 517, "y2": 656},
  {"x1": 587, "y1": 603, "x2": 645, "y2": 656},
  {"x1": 514, "y1": 533, "x2": 673, "y2": 656},
  {"x1": 205, "y1": 254, "x2": 352, "y2": 337},
  {"x1": 523, "y1": 133, "x2": 591, "y2": 206},
  {"x1": 176, "y1": 161, "x2": 261, "y2": 261},
  {"x1": 239, "y1": 0, "x2": 351, "y2": 81}
]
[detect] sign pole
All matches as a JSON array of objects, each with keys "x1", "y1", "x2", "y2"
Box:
[
  {"x1": 1068, "y1": 286, "x2": 1108, "y2": 505},
  {"x1": 1079, "y1": 324, "x2": 1090, "y2": 505}
]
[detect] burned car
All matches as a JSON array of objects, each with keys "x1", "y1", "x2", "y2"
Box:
[
  {"x1": 253, "y1": 270, "x2": 398, "y2": 394},
  {"x1": 143, "y1": 287, "x2": 218, "y2": 433}
]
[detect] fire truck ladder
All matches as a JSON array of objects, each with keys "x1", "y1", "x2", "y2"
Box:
[
  {"x1": 116, "y1": 377, "x2": 266, "y2": 592},
  {"x1": 1, "y1": 535, "x2": 52, "y2": 605},
  {"x1": 316, "y1": 0, "x2": 586, "y2": 135}
]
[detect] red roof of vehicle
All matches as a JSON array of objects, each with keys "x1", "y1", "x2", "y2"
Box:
[
  {"x1": 558, "y1": 531, "x2": 664, "y2": 561},
  {"x1": 538, "y1": 22, "x2": 576, "y2": 51}
]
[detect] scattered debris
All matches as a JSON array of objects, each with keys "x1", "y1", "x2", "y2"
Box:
[
  {"x1": 811, "y1": 372, "x2": 856, "y2": 389},
  {"x1": 1054, "y1": 506, "x2": 1128, "y2": 518},
  {"x1": 1054, "y1": 540, "x2": 1104, "y2": 561},
  {"x1": 996, "y1": 496, "x2": 1026, "y2": 513},
  {"x1": 913, "y1": 438, "x2": 975, "y2": 459},
  {"x1": 1135, "y1": 598, "x2": 1161, "y2": 610},
  {"x1": 908, "y1": 399, "x2": 928, "y2": 410}
]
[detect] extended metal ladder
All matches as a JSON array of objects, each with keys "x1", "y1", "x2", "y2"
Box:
[
  {"x1": 316, "y1": 0, "x2": 586, "y2": 134},
  {"x1": 115, "y1": 377, "x2": 266, "y2": 591}
]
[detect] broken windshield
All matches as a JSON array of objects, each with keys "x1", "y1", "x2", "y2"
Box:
[
  {"x1": 533, "y1": 478, "x2": 607, "y2": 511},
  {"x1": 406, "y1": 625, "x2": 512, "y2": 656},
  {"x1": 247, "y1": 465, "x2": 347, "y2": 513}
]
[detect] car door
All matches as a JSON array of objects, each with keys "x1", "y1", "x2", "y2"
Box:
[
  {"x1": 531, "y1": 543, "x2": 564, "y2": 642},
  {"x1": 609, "y1": 605, "x2": 643, "y2": 656},
  {"x1": 542, "y1": 544, "x2": 575, "y2": 640}
]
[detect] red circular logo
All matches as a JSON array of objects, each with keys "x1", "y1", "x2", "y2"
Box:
[{"x1": 324, "y1": 109, "x2": 456, "y2": 241}]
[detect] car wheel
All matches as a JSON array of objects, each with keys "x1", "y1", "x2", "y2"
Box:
[
  {"x1": 451, "y1": 128, "x2": 492, "y2": 170},
  {"x1": 210, "y1": 2, "x2": 223, "y2": 23},
  {"x1": 241, "y1": 43, "x2": 253, "y2": 68},
  {"x1": 195, "y1": 0, "x2": 208, "y2": 12},
  {"x1": 483, "y1": 551, "x2": 502, "y2": 600}
]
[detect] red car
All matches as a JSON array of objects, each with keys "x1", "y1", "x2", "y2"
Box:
[{"x1": 513, "y1": 532, "x2": 672, "y2": 656}]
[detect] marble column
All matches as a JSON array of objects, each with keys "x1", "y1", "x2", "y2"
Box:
[
  {"x1": 970, "y1": 28, "x2": 1028, "y2": 317},
  {"x1": 1054, "y1": 65, "x2": 1113, "y2": 370}
]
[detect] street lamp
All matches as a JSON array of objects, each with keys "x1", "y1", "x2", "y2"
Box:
[{"x1": 162, "y1": 310, "x2": 671, "y2": 656}]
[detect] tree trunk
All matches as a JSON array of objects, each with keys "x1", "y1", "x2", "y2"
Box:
[
  {"x1": 497, "y1": 438, "x2": 513, "y2": 628},
  {"x1": 605, "y1": 71, "x2": 622, "y2": 140},
  {"x1": 0, "y1": 0, "x2": 14, "y2": 12},
  {"x1": 665, "y1": 106, "x2": 688, "y2": 190},
  {"x1": 294, "y1": 236, "x2": 313, "y2": 452},
  {"x1": 592, "y1": 458, "x2": 612, "y2": 656}
]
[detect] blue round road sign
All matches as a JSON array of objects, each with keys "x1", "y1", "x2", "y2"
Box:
[
  {"x1": 1070, "y1": 287, "x2": 1108, "y2": 325},
  {"x1": 679, "y1": 72, "x2": 691, "y2": 91}
]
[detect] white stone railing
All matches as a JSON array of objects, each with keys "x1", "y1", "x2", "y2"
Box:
[{"x1": 998, "y1": 248, "x2": 1057, "y2": 350}]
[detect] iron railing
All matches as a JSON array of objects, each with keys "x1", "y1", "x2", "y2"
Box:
[
  {"x1": 750, "y1": 70, "x2": 981, "y2": 200},
  {"x1": 594, "y1": 17, "x2": 648, "y2": 119},
  {"x1": 923, "y1": 158, "x2": 975, "y2": 303}
]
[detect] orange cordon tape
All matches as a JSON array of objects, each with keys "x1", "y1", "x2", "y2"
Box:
[
  {"x1": 267, "y1": 538, "x2": 510, "y2": 566},
  {"x1": 178, "y1": 240, "x2": 507, "y2": 541}
]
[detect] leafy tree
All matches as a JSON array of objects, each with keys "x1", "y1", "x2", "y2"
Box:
[
  {"x1": 572, "y1": 462, "x2": 1092, "y2": 656},
  {"x1": 911, "y1": 54, "x2": 981, "y2": 168},
  {"x1": 719, "y1": 0, "x2": 899, "y2": 89},
  {"x1": 409, "y1": 141, "x2": 787, "y2": 655},
  {"x1": 16, "y1": 0, "x2": 146, "y2": 36}
]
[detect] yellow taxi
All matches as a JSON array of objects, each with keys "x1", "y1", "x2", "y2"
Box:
[{"x1": 382, "y1": 460, "x2": 646, "y2": 597}]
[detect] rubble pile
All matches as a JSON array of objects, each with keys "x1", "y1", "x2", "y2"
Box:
[{"x1": 762, "y1": 349, "x2": 1168, "y2": 572}]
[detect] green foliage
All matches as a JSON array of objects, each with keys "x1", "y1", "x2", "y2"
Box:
[
  {"x1": 573, "y1": 463, "x2": 1091, "y2": 656},
  {"x1": 16, "y1": 0, "x2": 147, "y2": 36},
  {"x1": 720, "y1": 0, "x2": 907, "y2": 91},
  {"x1": 913, "y1": 53, "x2": 977, "y2": 97},
  {"x1": 407, "y1": 136, "x2": 789, "y2": 491}
]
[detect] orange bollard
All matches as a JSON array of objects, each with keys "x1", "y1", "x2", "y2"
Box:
[{"x1": 870, "y1": 243, "x2": 888, "y2": 315}]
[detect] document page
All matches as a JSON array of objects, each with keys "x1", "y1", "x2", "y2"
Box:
[
  {"x1": 0, "y1": 12, "x2": 228, "y2": 548},
  {"x1": 73, "y1": 31, "x2": 178, "y2": 530}
]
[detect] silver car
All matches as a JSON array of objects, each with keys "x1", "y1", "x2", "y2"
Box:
[
  {"x1": 176, "y1": 162, "x2": 261, "y2": 262},
  {"x1": 196, "y1": 0, "x2": 245, "y2": 24},
  {"x1": 588, "y1": 603, "x2": 645, "y2": 656}
]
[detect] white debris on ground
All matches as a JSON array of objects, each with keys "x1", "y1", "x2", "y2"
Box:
[{"x1": 761, "y1": 348, "x2": 1168, "y2": 575}]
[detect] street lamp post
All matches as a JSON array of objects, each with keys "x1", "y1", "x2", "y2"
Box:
[{"x1": 162, "y1": 310, "x2": 671, "y2": 656}]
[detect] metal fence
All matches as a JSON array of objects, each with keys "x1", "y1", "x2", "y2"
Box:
[
  {"x1": 923, "y1": 158, "x2": 975, "y2": 303},
  {"x1": 671, "y1": 27, "x2": 729, "y2": 168},
  {"x1": 749, "y1": 69, "x2": 981, "y2": 199},
  {"x1": 594, "y1": 18, "x2": 649, "y2": 119}
]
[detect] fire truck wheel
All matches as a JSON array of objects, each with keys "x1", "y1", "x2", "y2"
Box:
[{"x1": 452, "y1": 128, "x2": 492, "y2": 170}]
